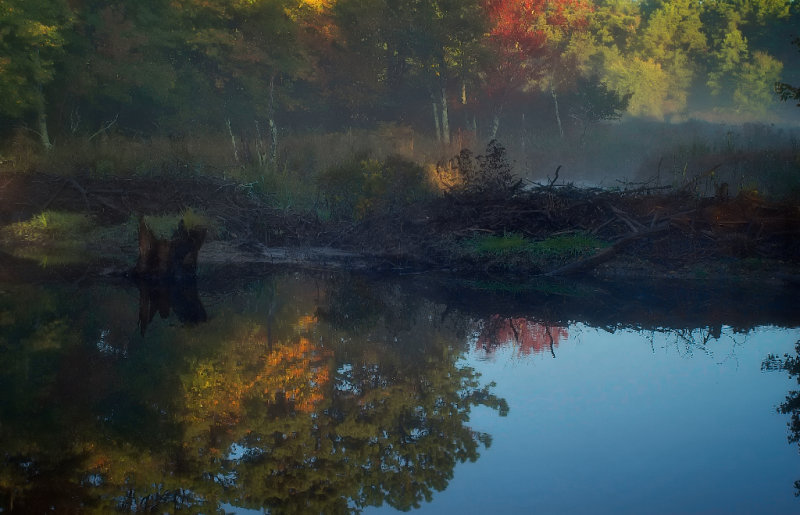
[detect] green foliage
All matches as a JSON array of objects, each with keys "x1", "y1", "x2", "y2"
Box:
[
  {"x1": 318, "y1": 155, "x2": 433, "y2": 221},
  {"x1": 775, "y1": 37, "x2": 800, "y2": 107},
  {"x1": 0, "y1": 0, "x2": 71, "y2": 117}
]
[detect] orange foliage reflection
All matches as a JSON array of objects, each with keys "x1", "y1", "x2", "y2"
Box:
[
  {"x1": 185, "y1": 320, "x2": 331, "y2": 428},
  {"x1": 476, "y1": 315, "x2": 568, "y2": 357}
]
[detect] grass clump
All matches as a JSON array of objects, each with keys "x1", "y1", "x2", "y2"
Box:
[
  {"x1": 529, "y1": 233, "x2": 607, "y2": 260},
  {"x1": 467, "y1": 233, "x2": 530, "y2": 256},
  {"x1": 6, "y1": 211, "x2": 93, "y2": 242},
  {"x1": 462, "y1": 232, "x2": 607, "y2": 271},
  {"x1": 1, "y1": 211, "x2": 95, "y2": 266}
]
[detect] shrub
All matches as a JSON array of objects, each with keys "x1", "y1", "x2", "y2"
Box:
[
  {"x1": 435, "y1": 140, "x2": 520, "y2": 196},
  {"x1": 318, "y1": 155, "x2": 433, "y2": 221}
]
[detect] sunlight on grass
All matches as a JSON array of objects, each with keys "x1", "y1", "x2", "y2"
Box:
[{"x1": 9, "y1": 211, "x2": 93, "y2": 242}]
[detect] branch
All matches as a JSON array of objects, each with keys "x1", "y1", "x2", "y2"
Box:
[{"x1": 87, "y1": 114, "x2": 119, "y2": 141}]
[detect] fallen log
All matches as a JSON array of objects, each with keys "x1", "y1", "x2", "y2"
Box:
[
  {"x1": 545, "y1": 223, "x2": 671, "y2": 276},
  {"x1": 131, "y1": 216, "x2": 207, "y2": 280}
]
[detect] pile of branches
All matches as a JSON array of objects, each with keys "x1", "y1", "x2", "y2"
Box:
[{"x1": 413, "y1": 142, "x2": 800, "y2": 273}]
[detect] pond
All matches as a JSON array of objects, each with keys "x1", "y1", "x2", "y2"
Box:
[{"x1": 0, "y1": 266, "x2": 798, "y2": 514}]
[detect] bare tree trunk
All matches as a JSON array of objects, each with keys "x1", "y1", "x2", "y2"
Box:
[
  {"x1": 255, "y1": 120, "x2": 267, "y2": 167},
  {"x1": 225, "y1": 118, "x2": 239, "y2": 163},
  {"x1": 33, "y1": 50, "x2": 52, "y2": 151},
  {"x1": 490, "y1": 106, "x2": 502, "y2": 140},
  {"x1": 440, "y1": 87, "x2": 450, "y2": 146},
  {"x1": 268, "y1": 74, "x2": 278, "y2": 167},
  {"x1": 432, "y1": 97, "x2": 442, "y2": 143},
  {"x1": 37, "y1": 103, "x2": 52, "y2": 151},
  {"x1": 551, "y1": 85, "x2": 563, "y2": 138}
]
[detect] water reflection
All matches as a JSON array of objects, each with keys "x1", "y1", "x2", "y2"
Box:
[
  {"x1": 763, "y1": 340, "x2": 800, "y2": 495},
  {"x1": 476, "y1": 315, "x2": 568, "y2": 358},
  {"x1": 1, "y1": 271, "x2": 798, "y2": 513},
  {"x1": 0, "y1": 274, "x2": 507, "y2": 513},
  {"x1": 136, "y1": 278, "x2": 208, "y2": 335}
]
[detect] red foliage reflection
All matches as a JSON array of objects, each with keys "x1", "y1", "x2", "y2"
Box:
[{"x1": 476, "y1": 315, "x2": 568, "y2": 357}]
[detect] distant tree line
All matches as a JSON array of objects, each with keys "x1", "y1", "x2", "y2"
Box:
[{"x1": 1, "y1": 0, "x2": 798, "y2": 150}]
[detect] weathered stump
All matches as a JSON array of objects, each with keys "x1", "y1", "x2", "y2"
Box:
[{"x1": 132, "y1": 217, "x2": 207, "y2": 280}]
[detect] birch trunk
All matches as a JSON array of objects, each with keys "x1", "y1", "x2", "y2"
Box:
[
  {"x1": 432, "y1": 99, "x2": 441, "y2": 143},
  {"x1": 551, "y1": 85, "x2": 563, "y2": 138},
  {"x1": 440, "y1": 87, "x2": 450, "y2": 146},
  {"x1": 268, "y1": 75, "x2": 278, "y2": 167},
  {"x1": 37, "y1": 104, "x2": 52, "y2": 151},
  {"x1": 225, "y1": 118, "x2": 239, "y2": 163}
]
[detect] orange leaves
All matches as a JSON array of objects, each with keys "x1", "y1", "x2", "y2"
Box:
[
  {"x1": 483, "y1": 0, "x2": 593, "y2": 95},
  {"x1": 184, "y1": 316, "x2": 331, "y2": 430}
]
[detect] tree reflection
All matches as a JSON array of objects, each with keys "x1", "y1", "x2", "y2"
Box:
[
  {"x1": 763, "y1": 340, "x2": 800, "y2": 495},
  {"x1": 0, "y1": 275, "x2": 507, "y2": 513},
  {"x1": 476, "y1": 315, "x2": 568, "y2": 358}
]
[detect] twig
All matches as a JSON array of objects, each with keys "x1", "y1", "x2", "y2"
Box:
[{"x1": 87, "y1": 114, "x2": 119, "y2": 142}]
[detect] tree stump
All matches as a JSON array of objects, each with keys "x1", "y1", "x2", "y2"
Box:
[{"x1": 132, "y1": 217, "x2": 207, "y2": 280}]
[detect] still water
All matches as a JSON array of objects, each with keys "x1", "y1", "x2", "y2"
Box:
[{"x1": 0, "y1": 268, "x2": 798, "y2": 514}]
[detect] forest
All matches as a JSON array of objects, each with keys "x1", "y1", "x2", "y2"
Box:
[
  {"x1": 2, "y1": 0, "x2": 800, "y2": 279},
  {"x1": 1, "y1": 0, "x2": 799, "y2": 174}
]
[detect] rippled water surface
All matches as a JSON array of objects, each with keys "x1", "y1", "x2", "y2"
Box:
[{"x1": 0, "y1": 269, "x2": 798, "y2": 513}]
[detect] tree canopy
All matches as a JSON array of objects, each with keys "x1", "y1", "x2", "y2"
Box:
[{"x1": 1, "y1": 0, "x2": 798, "y2": 148}]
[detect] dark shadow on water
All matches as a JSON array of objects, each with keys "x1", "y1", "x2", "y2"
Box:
[{"x1": 136, "y1": 278, "x2": 208, "y2": 335}]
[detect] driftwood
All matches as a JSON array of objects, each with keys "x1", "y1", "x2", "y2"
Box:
[{"x1": 132, "y1": 217, "x2": 207, "y2": 280}]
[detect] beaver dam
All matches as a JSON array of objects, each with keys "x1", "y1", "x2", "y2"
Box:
[{"x1": 1, "y1": 153, "x2": 798, "y2": 282}]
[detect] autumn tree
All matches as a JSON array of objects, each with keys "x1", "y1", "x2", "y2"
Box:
[{"x1": 0, "y1": 0, "x2": 71, "y2": 149}]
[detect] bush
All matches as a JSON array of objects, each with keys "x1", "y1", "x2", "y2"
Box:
[
  {"x1": 318, "y1": 155, "x2": 433, "y2": 220},
  {"x1": 435, "y1": 140, "x2": 520, "y2": 197}
]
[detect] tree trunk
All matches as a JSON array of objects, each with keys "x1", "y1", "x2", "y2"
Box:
[
  {"x1": 225, "y1": 118, "x2": 239, "y2": 163},
  {"x1": 33, "y1": 49, "x2": 52, "y2": 151},
  {"x1": 551, "y1": 85, "x2": 563, "y2": 138},
  {"x1": 490, "y1": 107, "x2": 502, "y2": 140},
  {"x1": 37, "y1": 103, "x2": 52, "y2": 151},
  {"x1": 268, "y1": 74, "x2": 278, "y2": 167},
  {"x1": 432, "y1": 98, "x2": 442, "y2": 143},
  {"x1": 440, "y1": 87, "x2": 450, "y2": 146}
]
